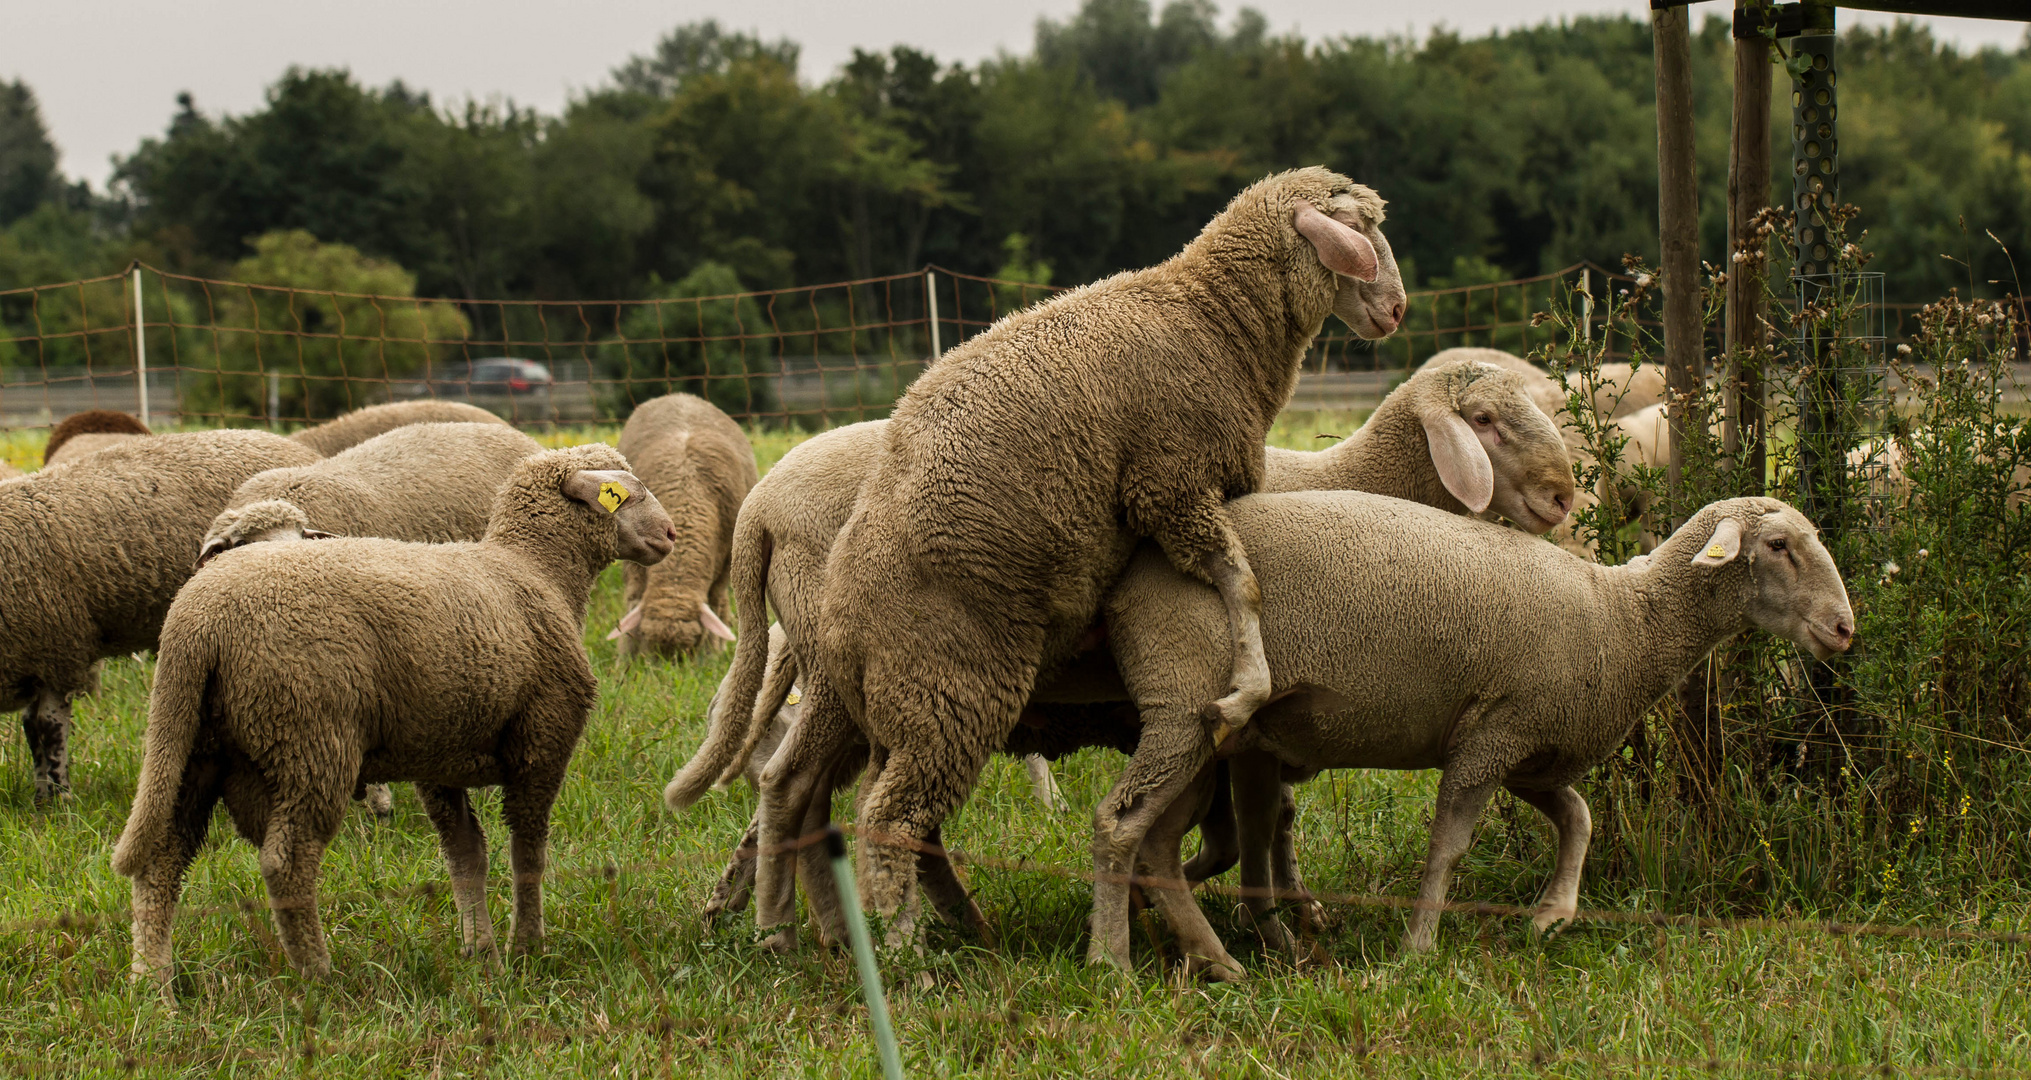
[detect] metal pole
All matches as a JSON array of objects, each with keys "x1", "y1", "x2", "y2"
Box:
[
  {"x1": 1726, "y1": 0, "x2": 1774, "y2": 492},
  {"x1": 132, "y1": 265, "x2": 149, "y2": 429},
  {"x1": 925, "y1": 271, "x2": 942, "y2": 360},
  {"x1": 827, "y1": 827, "x2": 904, "y2": 1080},
  {"x1": 1580, "y1": 268, "x2": 1593, "y2": 344}
]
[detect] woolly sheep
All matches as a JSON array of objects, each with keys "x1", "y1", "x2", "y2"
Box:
[
  {"x1": 0, "y1": 430, "x2": 320, "y2": 803},
  {"x1": 1092, "y1": 494, "x2": 1853, "y2": 978},
  {"x1": 199, "y1": 421, "x2": 544, "y2": 563},
  {"x1": 288, "y1": 400, "x2": 506, "y2": 457},
  {"x1": 112, "y1": 445, "x2": 677, "y2": 989},
  {"x1": 42, "y1": 409, "x2": 151, "y2": 466},
  {"x1": 674, "y1": 359, "x2": 1575, "y2": 947},
  {"x1": 773, "y1": 167, "x2": 1406, "y2": 938},
  {"x1": 1578, "y1": 361, "x2": 1668, "y2": 419},
  {"x1": 608, "y1": 394, "x2": 759, "y2": 659},
  {"x1": 0, "y1": 461, "x2": 18, "y2": 481}
]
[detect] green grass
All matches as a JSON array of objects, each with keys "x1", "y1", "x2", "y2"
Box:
[{"x1": 1, "y1": 412, "x2": 2028, "y2": 1077}]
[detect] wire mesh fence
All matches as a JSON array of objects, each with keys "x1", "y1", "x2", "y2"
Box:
[{"x1": 0, "y1": 261, "x2": 1785, "y2": 434}]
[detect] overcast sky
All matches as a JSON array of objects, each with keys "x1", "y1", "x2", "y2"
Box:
[{"x1": 8, "y1": 0, "x2": 2025, "y2": 189}]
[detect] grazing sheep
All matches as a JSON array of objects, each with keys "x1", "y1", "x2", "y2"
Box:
[
  {"x1": 42, "y1": 409, "x2": 151, "y2": 466},
  {"x1": 200, "y1": 422, "x2": 543, "y2": 563},
  {"x1": 609, "y1": 394, "x2": 759, "y2": 659},
  {"x1": 782, "y1": 167, "x2": 1406, "y2": 938},
  {"x1": 1577, "y1": 361, "x2": 1668, "y2": 419},
  {"x1": 689, "y1": 361, "x2": 1575, "y2": 948},
  {"x1": 288, "y1": 400, "x2": 506, "y2": 457},
  {"x1": 0, "y1": 431, "x2": 321, "y2": 802},
  {"x1": 112, "y1": 445, "x2": 677, "y2": 989},
  {"x1": 1092, "y1": 494, "x2": 1853, "y2": 978}
]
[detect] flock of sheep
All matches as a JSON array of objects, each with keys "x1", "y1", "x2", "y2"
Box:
[{"x1": 0, "y1": 166, "x2": 1857, "y2": 997}]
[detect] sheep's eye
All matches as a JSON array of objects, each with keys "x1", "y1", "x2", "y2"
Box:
[
  {"x1": 1474, "y1": 414, "x2": 1493, "y2": 426},
  {"x1": 1769, "y1": 537, "x2": 1788, "y2": 552}
]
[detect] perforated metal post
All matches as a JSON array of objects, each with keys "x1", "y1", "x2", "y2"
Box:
[
  {"x1": 1789, "y1": 3, "x2": 1841, "y2": 531},
  {"x1": 131, "y1": 265, "x2": 150, "y2": 429}
]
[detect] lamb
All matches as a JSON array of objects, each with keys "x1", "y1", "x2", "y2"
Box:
[
  {"x1": 608, "y1": 393, "x2": 760, "y2": 658},
  {"x1": 675, "y1": 358, "x2": 1574, "y2": 947},
  {"x1": 288, "y1": 400, "x2": 506, "y2": 457},
  {"x1": 112, "y1": 445, "x2": 677, "y2": 990},
  {"x1": 1091, "y1": 494, "x2": 1853, "y2": 978},
  {"x1": 42, "y1": 409, "x2": 152, "y2": 466},
  {"x1": 199, "y1": 421, "x2": 544, "y2": 562},
  {"x1": 0, "y1": 430, "x2": 321, "y2": 802}
]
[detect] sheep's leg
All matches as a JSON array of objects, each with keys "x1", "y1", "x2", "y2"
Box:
[
  {"x1": 23, "y1": 687, "x2": 73, "y2": 804},
  {"x1": 1088, "y1": 718, "x2": 1213, "y2": 973},
  {"x1": 258, "y1": 779, "x2": 350, "y2": 980},
  {"x1": 416, "y1": 785, "x2": 499, "y2": 967},
  {"x1": 1508, "y1": 784, "x2": 1591, "y2": 936},
  {"x1": 915, "y1": 824, "x2": 992, "y2": 942},
  {"x1": 1135, "y1": 762, "x2": 1243, "y2": 982},
  {"x1": 701, "y1": 811, "x2": 762, "y2": 925},
  {"x1": 1024, "y1": 754, "x2": 1071, "y2": 813},
  {"x1": 129, "y1": 755, "x2": 225, "y2": 996},
  {"x1": 791, "y1": 751, "x2": 846, "y2": 949},
  {"x1": 756, "y1": 677, "x2": 850, "y2": 951},
  {"x1": 501, "y1": 773, "x2": 565, "y2": 958},
  {"x1": 1180, "y1": 759, "x2": 1237, "y2": 882},
  {"x1": 1403, "y1": 770, "x2": 1499, "y2": 954},
  {"x1": 1269, "y1": 780, "x2": 1325, "y2": 940},
  {"x1": 1229, "y1": 751, "x2": 1299, "y2": 952},
  {"x1": 1132, "y1": 492, "x2": 1271, "y2": 748}
]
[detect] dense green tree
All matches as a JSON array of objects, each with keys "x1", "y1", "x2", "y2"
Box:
[{"x1": 0, "y1": 81, "x2": 66, "y2": 228}]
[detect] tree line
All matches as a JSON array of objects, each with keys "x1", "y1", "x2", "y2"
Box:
[{"x1": 2, "y1": 2, "x2": 2028, "y2": 313}]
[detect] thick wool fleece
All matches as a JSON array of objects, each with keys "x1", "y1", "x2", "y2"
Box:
[
  {"x1": 43, "y1": 409, "x2": 153, "y2": 466},
  {"x1": 613, "y1": 394, "x2": 759, "y2": 658},
  {"x1": 0, "y1": 430, "x2": 320, "y2": 799},
  {"x1": 209, "y1": 421, "x2": 541, "y2": 549},
  {"x1": 112, "y1": 444, "x2": 672, "y2": 986},
  {"x1": 289, "y1": 400, "x2": 506, "y2": 457},
  {"x1": 777, "y1": 167, "x2": 1405, "y2": 931},
  {"x1": 1093, "y1": 493, "x2": 1852, "y2": 973}
]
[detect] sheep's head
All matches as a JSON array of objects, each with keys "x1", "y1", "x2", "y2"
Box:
[
  {"x1": 196, "y1": 499, "x2": 337, "y2": 569},
  {"x1": 555, "y1": 457, "x2": 677, "y2": 567},
  {"x1": 611, "y1": 594, "x2": 736, "y2": 658},
  {"x1": 1419, "y1": 362, "x2": 1574, "y2": 534},
  {"x1": 1681, "y1": 497, "x2": 1855, "y2": 660},
  {"x1": 1271, "y1": 166, "x2": 1406, "y2": 340}
]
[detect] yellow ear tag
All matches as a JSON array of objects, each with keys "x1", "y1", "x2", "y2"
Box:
[
  {"x1": 598, "y1": 481, "x2": 629, "y2": 513},
  {"x1": 1705, "y1": 543, "x2": 1727, "y2": 559},
  {"x1": 785, "y1": 691, "x2": 802, "y2": 706}
]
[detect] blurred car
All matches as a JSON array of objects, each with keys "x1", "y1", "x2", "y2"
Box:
[{"x1": 462, "y1": 357, "x2": 554, "y2": 395}]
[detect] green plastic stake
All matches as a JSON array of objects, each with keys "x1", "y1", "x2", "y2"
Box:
[{"x1": 827, "y1": 826, "x2": 905, "y2": 1080}]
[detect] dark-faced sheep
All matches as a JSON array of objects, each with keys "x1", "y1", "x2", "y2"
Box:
[
  {"x1": 609, "y1": 393, "x2": 759, "y2": 659},
  {"x1": 112, "y1": 445, "x2": 676, "y2": 990},
  {"x1": 1094, "y1": 495, "x2": 1853, "y2": 977},
  {"x1": 755, "y1": 167, "x2": 1410, "y2": 940},
  {"x1": 288, "y1": 400, "x2": 506, "y2": 458},
  {"x1": 0, "y1": 430, "x2": 321, "y2": 803}
]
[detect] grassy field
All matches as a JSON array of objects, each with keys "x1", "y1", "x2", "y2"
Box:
[{"x1": 1, "y1": 412, "x2": 2027, "y2": 1078}]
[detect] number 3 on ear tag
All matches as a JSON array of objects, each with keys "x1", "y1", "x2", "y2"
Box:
[{"x1": 598, "y1": 481, "x2": 630, "y2": 513}]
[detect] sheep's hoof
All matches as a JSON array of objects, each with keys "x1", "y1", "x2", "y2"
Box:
[
  {"x1": 1531, "y1": 905, "x2": 1577, "y2": 937},
  {"x1": 1185, "y1": 955, "x2": 1247, "y2": 984},
  {"x1": 760, "y1": 927, "x2": 798, "y2": 954},
  {"x1": 31, "y1": 784, "x2": 72, "y2": 809}
]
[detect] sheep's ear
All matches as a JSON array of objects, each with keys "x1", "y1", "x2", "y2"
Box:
[
  {"x1": 303, "y1": 528, "x2": 339, "y2": 540},
  {"x1": 606, "y1": 602, "x2": 643, "y2": 642},
  {"x1": 700, "y1": 602, "x2": 736, "y2": 642},
  {"x1": 1422, "y1": 408, "x2": 1493, "y2": 513},
  {"x1": 563, "y1": 469, "x2": 637, "y2": 513},
  {"x1": 195, "y1": 537, "x2": 231, "y2": 569},
  {"x1": 1691, "y1": 517, "x2": 1744, "y2": 566},
  {"x1": 1294, "y1": 202, "x2": 1379, "y2": 283}
]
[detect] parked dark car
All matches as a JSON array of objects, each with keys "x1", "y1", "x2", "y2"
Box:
[
  {"x1": 418, "y1": 357, "x2": 555, "y2": 419},
  {"x1": 462, "y1": 358, "x2": 554, "y2": 395}
]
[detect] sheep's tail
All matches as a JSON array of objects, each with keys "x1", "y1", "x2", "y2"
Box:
[
  {"x1": 112, "y1": 627, "x2": 213, "y2": 877},
  {"x1": 664, "y1": 517, "x2": 774, "y2": 810},
  {"x1": 722, "y1": 623, "x2": 797, "y2": 787}
]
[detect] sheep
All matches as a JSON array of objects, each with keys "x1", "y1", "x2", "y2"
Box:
[
  {"x1": 0, "y1": 430, "x2": 321, "y2": 803},
  {"x1": 111, "y1": 445, "x2": 677, "y2": 990},
  {"x1": 42, "y1": 409, "x2": 151, "y2": 466},
  {"x1": 0, "y1": 461, "x2": 19, "y2": 481},
  {"x1": 1090, "y1": 494, "x2": 1853, "y2": 978},
  {"x1": 674, "y1": 357, "x2": 1575, "y2": 947},
  {"x1": 1579, "y1": 361, "x2": 1668, "y2": 419},
  {"x1": 767, "y1": 167, "x2": 1407, "y2": 939},
  {"x1": 608, "y1": 393, "x2": 760, "y2": 659},
  {"x1": 288, "y1": 400, "x2": 506, "y2": 458},
  {"x1": 199, "y1": 421, "x2": 544, "y2": 563}
]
